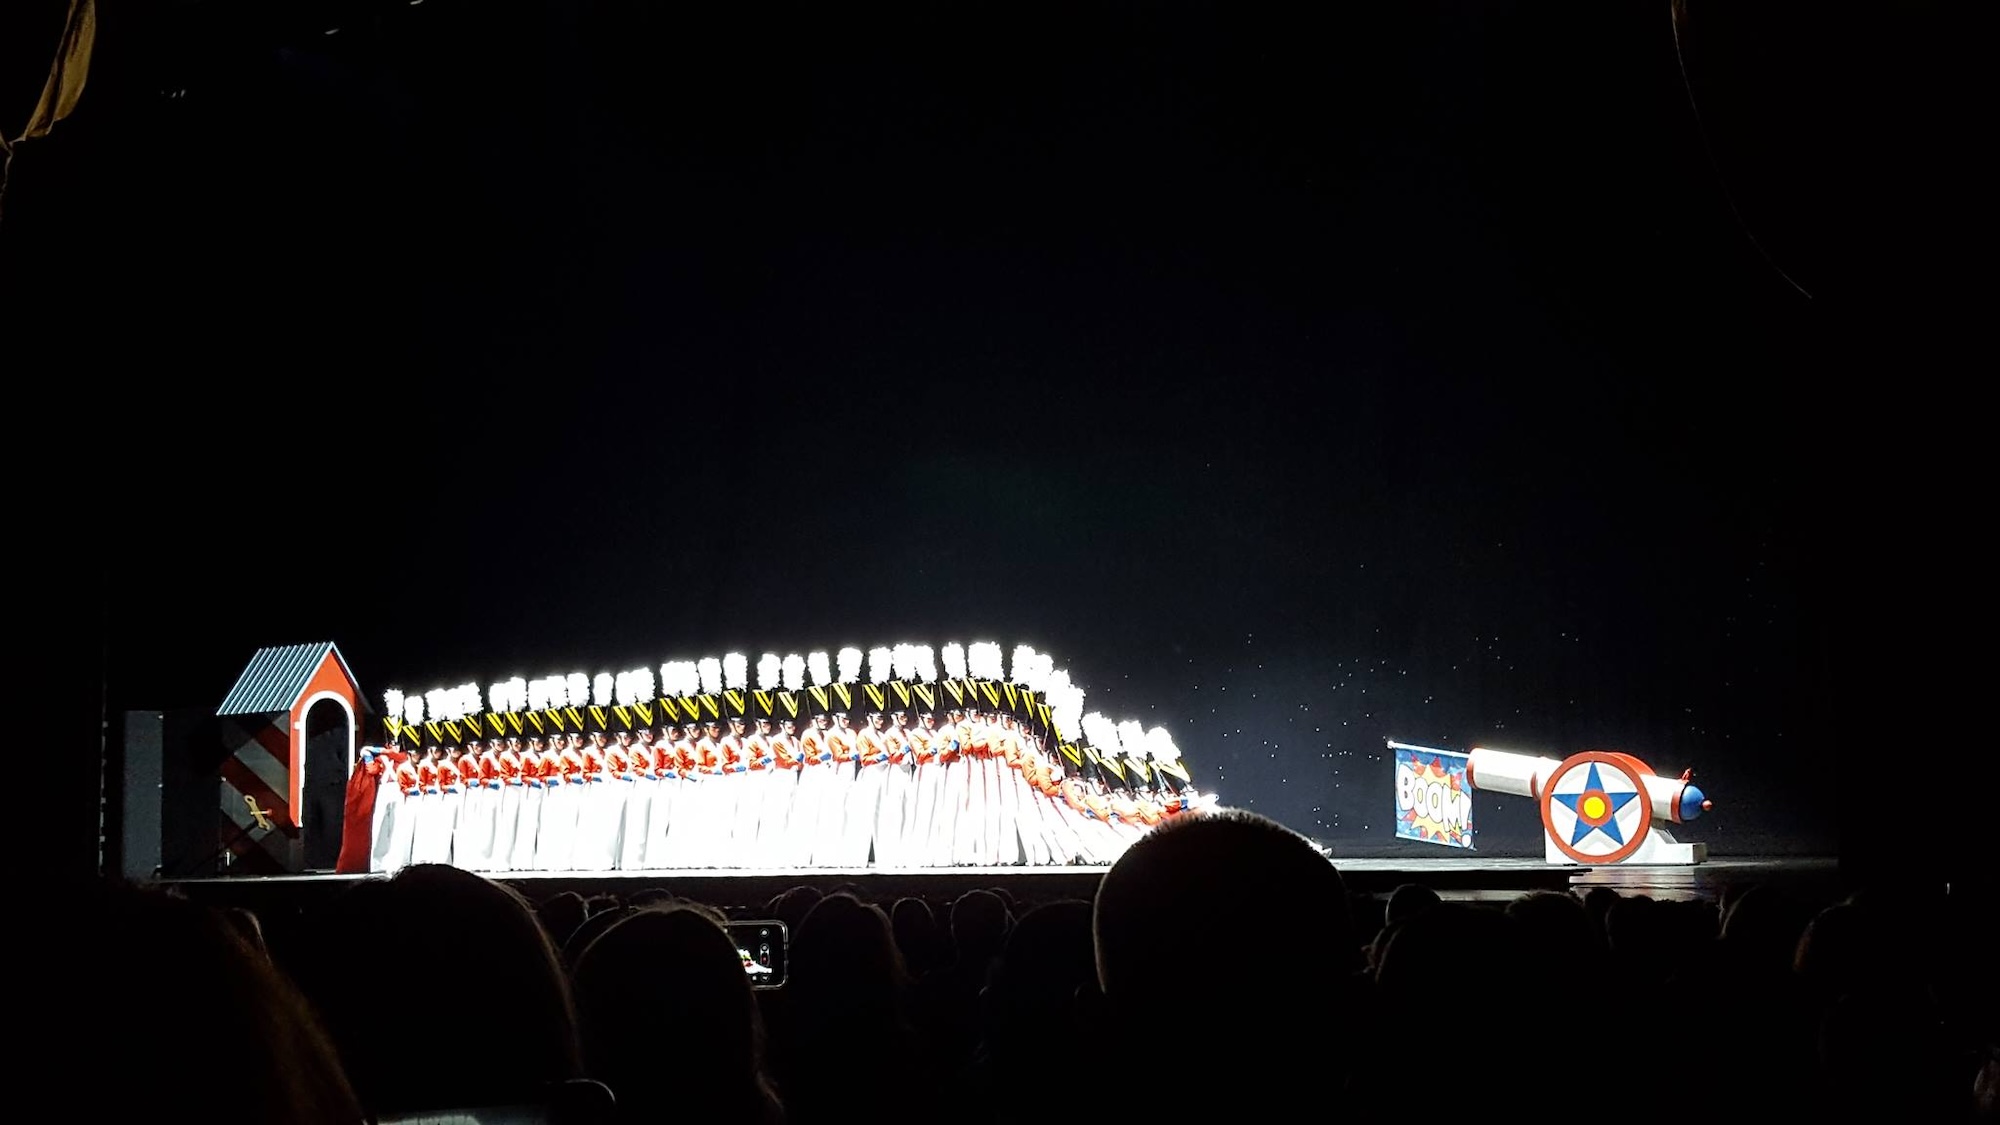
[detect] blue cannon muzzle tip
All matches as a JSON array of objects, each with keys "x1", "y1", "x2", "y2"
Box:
[{"x1": 1680, "y1": 784, "x2": 1708, "y2": 822}]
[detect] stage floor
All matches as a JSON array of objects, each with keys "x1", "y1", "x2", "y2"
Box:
[{"x1": 159, "y1": 855, "x2": 1842, "y2": 913}]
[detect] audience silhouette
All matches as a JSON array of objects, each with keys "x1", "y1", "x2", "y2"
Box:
[
  {"x1": 770, "y1": 891, "x2": 937, "y2": 1125},
  {"x1": 80, "y1": 816, "x2": 1996, "y2": 1123},
  {"x1": 291, "y1": 864, "x2": 583, "y2": 1117},
  {"x1": 574, "y1": 904, "x2": 785, "y2": 1124},
  {"x1": 1089, "y1": 809, "x2": 1361, "y2": 1116}
]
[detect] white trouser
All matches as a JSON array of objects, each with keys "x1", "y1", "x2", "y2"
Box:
[
  {"x1": 1020, "y1": 774, "x2": 1056, "y2": 865},
  {"x1": 621, "y1": 778, "x2": 654, "y2": 870},
  {"x1": 808, "y1": 762, "x2": 850, "y2": 867},
  {"x1": 992, "y1": 761, "x2": 1021, "y2": 864},
  {"x1": 706, "y1": 770, "x2": 736, "y2": 867},
  {"x1": 1035, "y1": 790, "x2": 1080, "y2": 863},
  {"x1": 1002, "y1": 769, "x2": 1042, "y2": 865},
  {"x1": 790, "y1": 764, "x2": 827, "y2": 867},
  {"x1": 876, "y1": 760, "x2": 914, "y2": 867},
  {"x1": 664, "y1": 774, "x2": 701, "y2": 865},
  {"x1": 1052, "y1": 801, "x2": 1102, "y2": 864},
  {"x1": 1042, "y1": 786, "x2": 1076, "y2": 863},
  {"x1": 510, "y1": 785, "x2": 544, "y2": 870},
  {"x1": 584, "y1": 780, "x2": 625, "y2": 870},
  {"x1": 907, "y1": 761, "x2": 939, "y2": 866},
  {"x1": 671, "y1": 774, "x2": 708, "y2": 867},
  {"x1": 845, "y1": 762, "x2": 886, "y2": 866},
  {"x1": 706, "y1": 772, "x2": 738, "y2": 867},
  {"x1": 595, "y1": 778, "x2": 628, "y2": 869},
  {"x1": 936, "y1": 760, "x2": 967, "y2": 866},
  {"x1": 455, "y1": 786, "x2": 493, "y2": 870},
  {"x1": 415, "y1": 791, "x2": 453, "y2": 865},
  {"x1": 492, "y1": 784, "x2": 522, "y2": 871},
  {"x1": 536, "y1": 782, "x2": 580, "y2": 871},
  {"x1": 1093, "y1": 810, "x2": 1135, "y2": 861},
  {"x1": 373, "y1": 786, "x2": 413, "y2": 873},
  {"x1": 645, "y1": 776, "x2": 678, "y2": 867},
  {"x1": 1107, "y1": 811, "x2": 1146, "y2": 847},
  {"x1": 955, "y1": 759, "x2": 984, "y2": 865},
  {"x1": 758, "y1": 769, "x2": 798, "y2": 867},
  {"x1": 724, "y1": 770, "x2": 757, "y2": 867},
  {"x1": 976, "y1": 758, "x2": 998, "y2": 864}
]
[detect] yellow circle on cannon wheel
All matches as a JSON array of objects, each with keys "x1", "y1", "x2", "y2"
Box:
[{"x1": 1582, "y1": 794, "x2": 1607, "y2": 820}]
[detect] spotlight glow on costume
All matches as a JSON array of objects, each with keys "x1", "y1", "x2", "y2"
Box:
[{"x1": 349, "y1": 637, "x2": 1216, "y2": 875}]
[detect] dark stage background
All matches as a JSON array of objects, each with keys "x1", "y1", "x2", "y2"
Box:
[{"x1": 5, "y1": 2, "x2": 1982, "y2": 875}]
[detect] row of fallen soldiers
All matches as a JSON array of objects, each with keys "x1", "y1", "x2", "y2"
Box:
[{"x1": 355, "y1": 709, "x2": 1207, "y2": 872}]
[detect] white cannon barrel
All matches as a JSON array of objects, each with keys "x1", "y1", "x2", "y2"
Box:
[
  {"x1": 1465, "y1": 747, "x2": 1561, "y2": 800},
  {"x1": 1467, "y1": 746, "x2": 1709, "y2": 825}
]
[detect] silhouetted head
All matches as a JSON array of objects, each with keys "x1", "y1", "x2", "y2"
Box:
[
  {"x1": 573, "y1": 905, "x2": 781, "y2": 1123},
  {"x1": 949, "y1": 889, "x2": 1010, "y2": 965},
  {"x1": 303, "y1": 865, "x2": 579, "y2": 1114},
  {"x1": 889, "y1": 896, "x2": 943, "y2": 976},
  {"x1": 1506, "y1": 890, "x2": 1604, "y2": 977},
  {"x1": 563, "y1": 904, "x2": 633, "y2": 971},
  {"x1": 984, "y1": 900, "x2": 1095, "y2": 1057},
  {"x1": 1090, "y1": 809, "x2": 1355, "y2": 1106},
  {"x1": 1378, "y1": 902, "x2": 1538, "y2": 1083},
  {"x1": 769, "y1": 884, "x2": 823, "y2": 933},
  {"x1": 1795, "y1": 900, "x2": 1905, "y2": 1002},
  {"x1": 1384, "y1": 882, "x2": 1441, "y2": 929},
  {"x1": 789, "y1": 892, "x2": 910, "y2": 1031},
  {"x1": 536, "y1": 890, "x2": 590, "y2": 951}
]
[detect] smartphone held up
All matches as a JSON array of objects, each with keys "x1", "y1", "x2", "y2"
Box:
[{"x1": 726, "y1": 920, "x2": 787, "y2": 989}]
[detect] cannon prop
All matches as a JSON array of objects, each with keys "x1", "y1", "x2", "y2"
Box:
[{"x1": 1466, "y1": 746, "x2": 1712, "y2": 865}]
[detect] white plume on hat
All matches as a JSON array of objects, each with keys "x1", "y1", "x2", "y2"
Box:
[
  {"x1": 507, "y1": 678, "x2": 528, "y2": 712},
  {"x1": 1116, "y1": 720, "x2": 1148, "y2": 757},
  {"x1": 614, "y1": 671, "x2": 634, "y2": 707},
  {"x1": 915, "y1": 645, "x2": 937, "y2": 683},
  {"x1": 724, "y1": 653, "x2": 748, "y2": 691},
  {"x1": 566, "y1": 673, "x2": 589, "y2": 708},
  {"x1": 592, "y1": 672, "x2": 614, "y2": 707},
  {"x1": 1049, "y1": 683, "x2": 1084, "y2": 740},
  {"x1": 697, "y1": 657, "x2": 722, "y2": 695},
  {"x1": 660, "y1": 661, "x2": 693, "y2": 698},
  {"x1": 403, "y1": 692, "x2": 425, "y2": 725},
  {"x1": 837, "y1": 647, "x2": 862, "y2": 683},
  {"x1": 782, "y1": 653, "x2": 806, "y2": 692},
  {"x1": 487, "y1": 682, "x2": 508, "y2": 715},
  {"x1": 968, "y1": 642, "x2": 1003, "y2": 681},
  {"x1": 1146, "y1": 726, "x2": 1180, "y2": 763},
  {"x1": 868, "y1": 646, "x2": 893, "y2": 684},
  {"x1": 1009, "y1": 645, "x2": 1036, "y2": 685},
  {"x1": 1081, "y1": 711, "x2": 1114, "y2": 750},
  {"x1": 892, "y1": 644, "x2": 916, "y2": 682},
  {"x1": 631, "y1": 666, "x2": 656, "y2": 703},
  {"x1": 385, "y1": 689, "x2": 405, "y2": 723},
  {"x1": 808, "y1": 651, "x2": 831, "y2": 687},
  {"x1": 757, "y1": 653, "x2": 781, "y2": 691},
  {"x1": 528, "y1": 679, "x2": 549, "y2": 712},
  {"x1": 942, "y1": 643, "x2": 966, "y2": 680}
]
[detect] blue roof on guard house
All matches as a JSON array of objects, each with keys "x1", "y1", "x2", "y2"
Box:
[{"x1": 216, "y1": 642, "x2": 358, "y2": 717}]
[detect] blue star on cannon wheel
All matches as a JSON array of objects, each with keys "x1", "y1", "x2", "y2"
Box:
[{"x1": 1539, "y1": 752, "x2": 1654, "y2": 864}]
